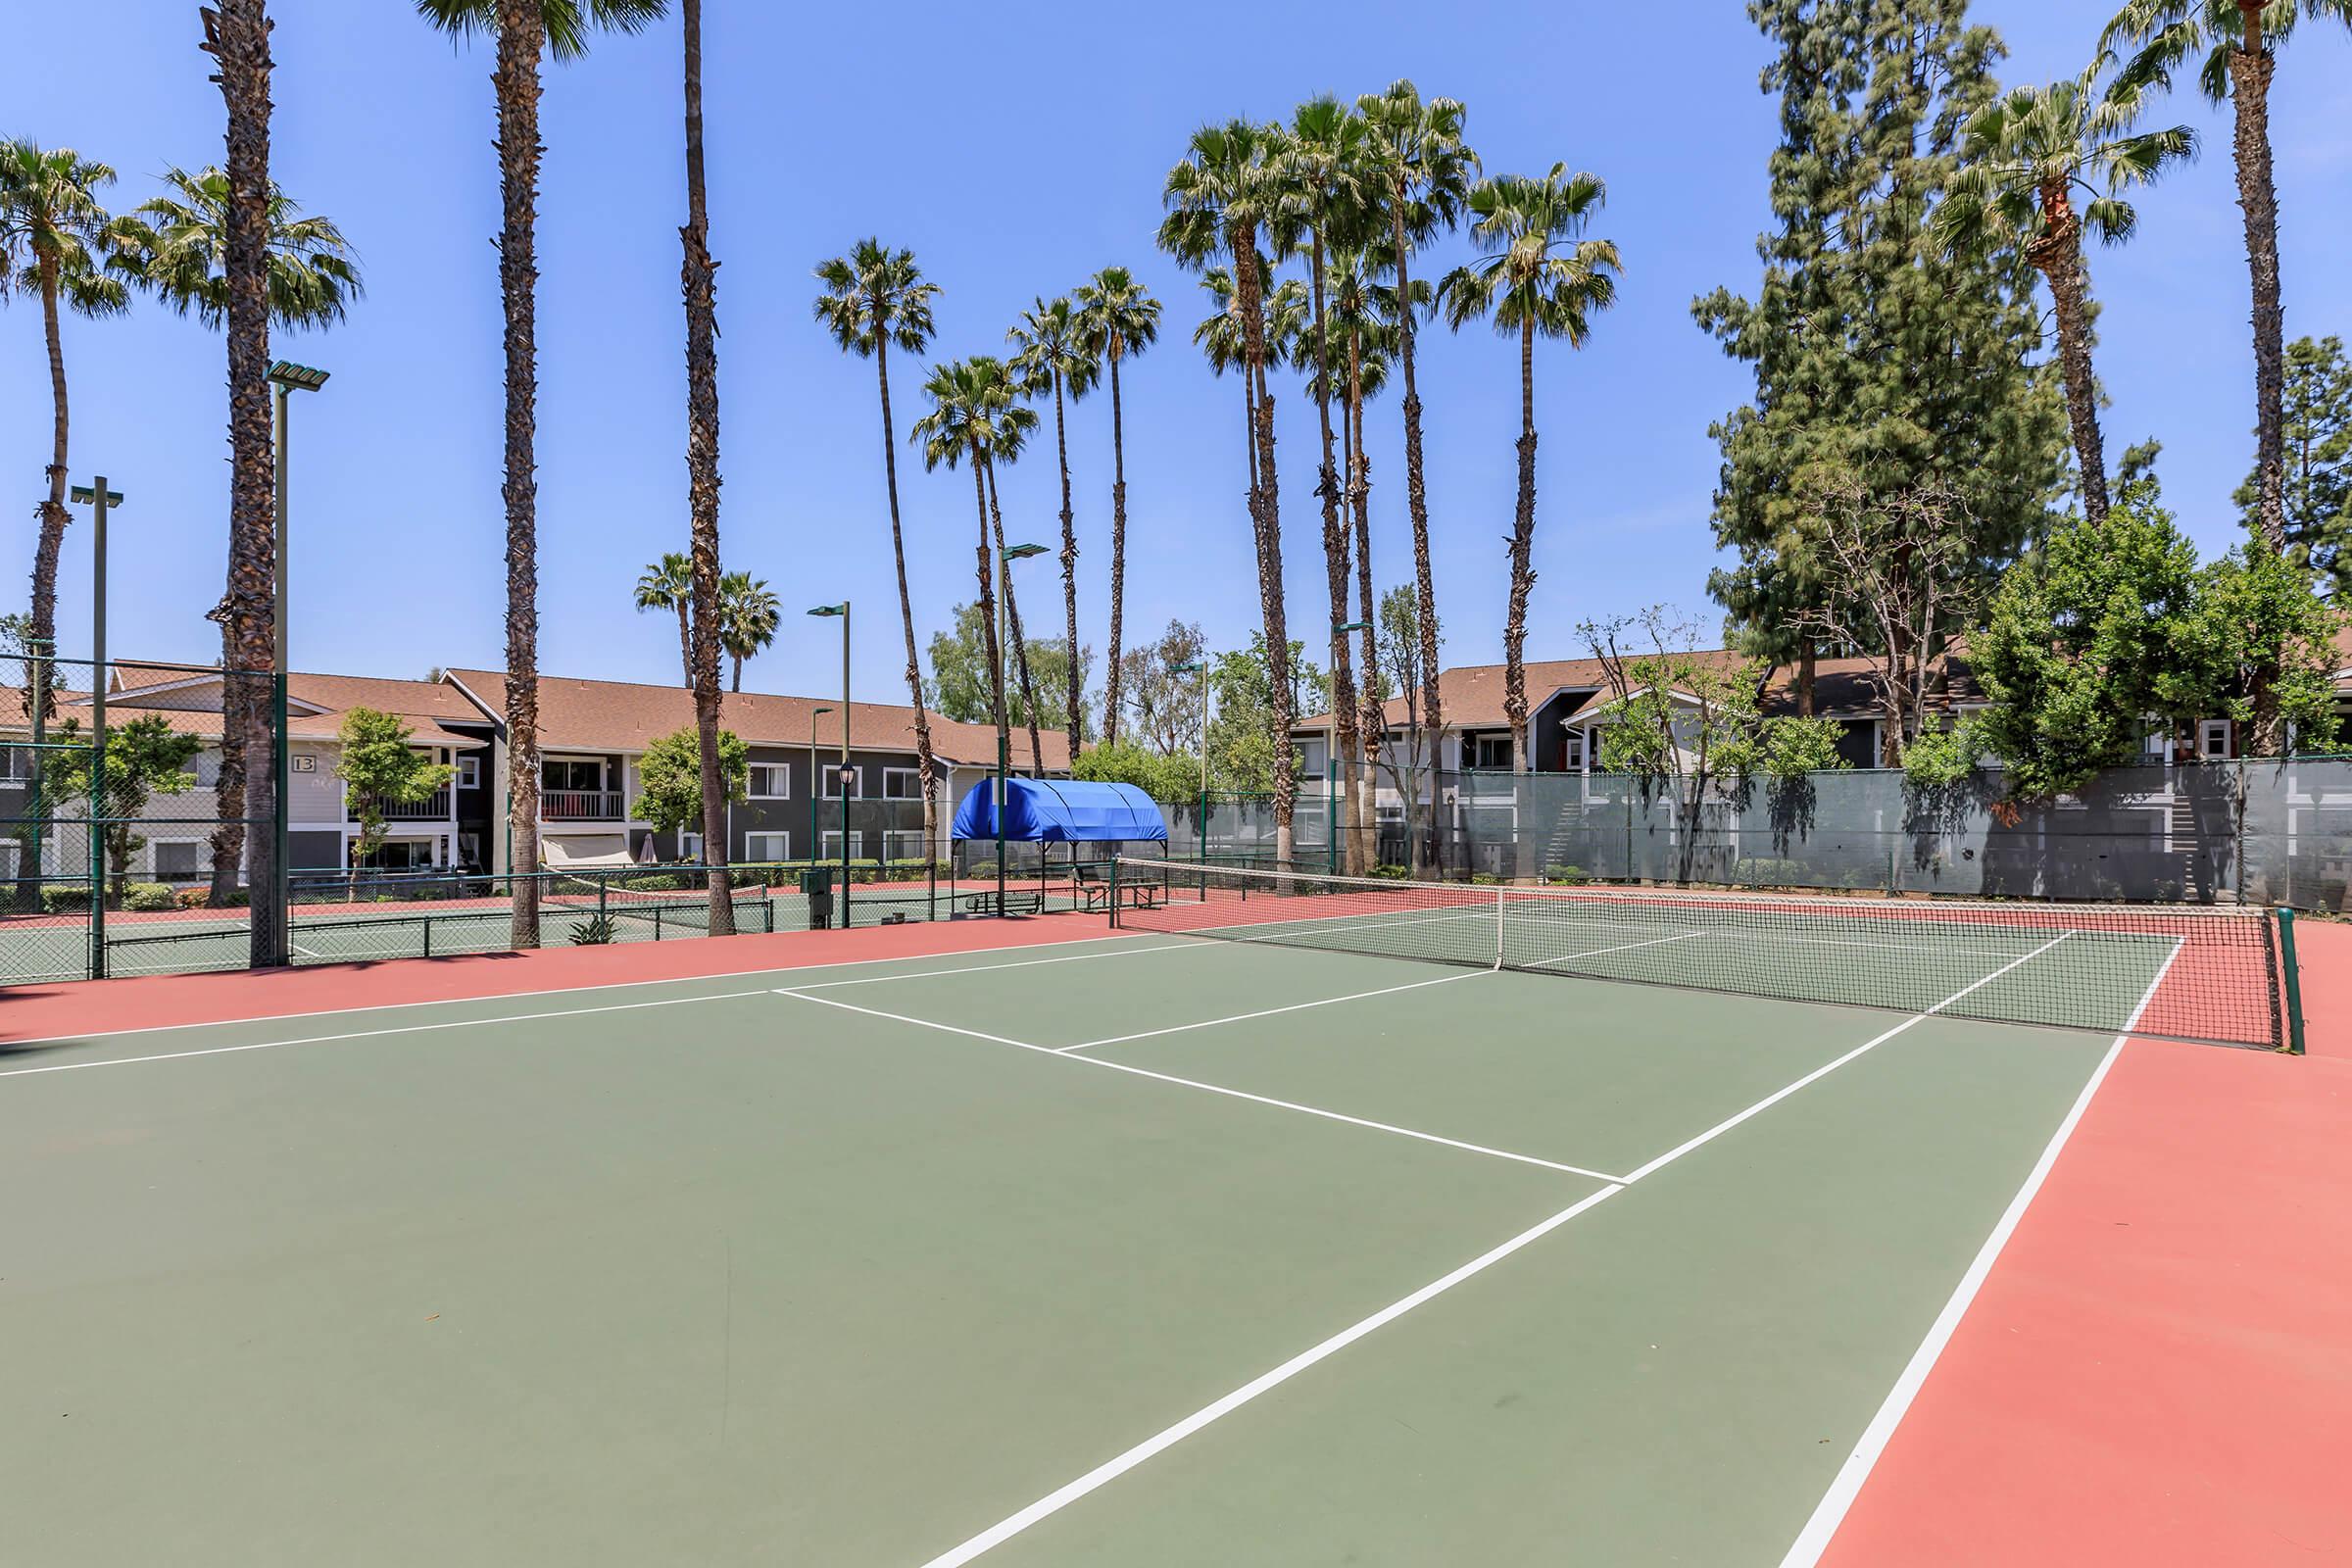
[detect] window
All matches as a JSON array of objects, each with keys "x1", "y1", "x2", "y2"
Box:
[
  {"x1": 2199, "y1": 719, "x2": 2232, "y2": 760},
  {"x1": 678, "y1": 831, "x2": 704, "y2": 861},
  {"x1": 356, "y1": 839, "x2": 435, "y2": 871},
  {"x1": 745, "y1": 831, "x2": 791, "y2": 862},
  {"x1": 882, "y1": 829, "x2": 925, "y2": 863},
  {"x1": 153, "y1": 841, "x2": 207, "y2": 883},
  {"x1": 0, "y1": 744, "x2": 28, "y2": 782},
  {"x1": 881, "y1": 766, "x2": 921, "y2": 800},
  {"x1": 1297, "y1": 738, "x2": 1329, "y2": 780},
  {"x1": 1470, "y1": 735, "x2": 1511, "y2": 770},
  {"x1": 457, "y1": 755, "x2": 480, "y2": 790},
  {"x1": 0, "y1": 843, "x2": 16, "y2": 880},
  {"x1": 1561, "y1": 729, "x2": 1588, "y2": 771},
  {"x1": 748, "y1": 762, "x2": 790, "y2": 800},
  {"x1": 830, "y1": 765, "x2": 863, "y2": 799},
  {"x1": 542, "y1": 757, "x2": 604, "y2": 793},
  {"x1": 820, "y1": 831, "x2": 864, "y2": 860}
]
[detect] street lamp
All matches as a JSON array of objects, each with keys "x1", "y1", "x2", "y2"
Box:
[
  {"x1": 68, "y1": 481, "x2": 122, "y2": 976},
  {"x1": 1170, "y1": 659, "x2": 1209, "y2": 863},
  {"x1": 995, "y1": 543, "x2": 1049, "y2": 914},
  {"x1": 808, "y1": 604, "x2": 850, "y2": 925},
  {"x1": 1329, "y1": 621, "x2": 1373, "y2": 874},
  {"x1": 263, "y1": 362, "x2": 329, "y2": 965}
]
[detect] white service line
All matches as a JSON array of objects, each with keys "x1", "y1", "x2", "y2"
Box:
[
  {"x1": 1618, "y1": 931, "x2": 2075, "y2": 1184},
  {"x1": 1520, "y1": 929, "x2": 1706, "y2": 967},
  {"x1": 786, "y1": 941, "x2": 1204, "y2": 991},
  {"x1": 914, "y1": 1183, "x2": 1625, "y2": 1568},
  {"x1": 1059, "y1": 969, "x2": 1485, "y2": 1052},
  {"x1": 1771, "y1": 936, "x2": 2181, "y2": 1568},
  {"x1": 0, "y1": 986, "x2": 779, "y2": 1079},
  {"x1": 772, "y1": 984, "x2": 1622, "y2": 1183}
]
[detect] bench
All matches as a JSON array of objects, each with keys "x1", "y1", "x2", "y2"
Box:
[
  {"x1": 1073, "y1": 862, "x2": 1163, "y2": 913},
  {"x1": 963, "y1": 888, "x2": 1044, "y2": 916}
]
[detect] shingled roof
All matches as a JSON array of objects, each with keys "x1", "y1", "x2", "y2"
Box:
[{"x1": 6, "y1": 669, "x2": 486, "y2": 750}]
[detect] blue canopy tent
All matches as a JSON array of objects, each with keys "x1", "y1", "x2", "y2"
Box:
[{"x1": 950, "y1": 778, "x2": 1167, "y2": 914}]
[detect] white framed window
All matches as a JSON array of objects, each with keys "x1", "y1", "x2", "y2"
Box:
[
  {"x1": 882, "y1": 829, "x2": 925, "y2": 862},
  {"x1": 2199, "y1": 719, "x2": 2232, "y2": 760},
  {"x1": 828, "y1": 765, "x2": 863, "y2": 799},
  {"x1": 1469, "y1": 734, "x2": 1512, "y2": 770},
  {"x1": 744, "y1": 831, "x2": 791, "y2": 862},
  {"x1": 152, "y1": 840, "x2": 207, "y2": 883},
  {"x1": 1297, "y1": 738, "x2": 1329, "y2": 780},
  {"x1": 457, "y1": 755, "x2": 481, "y2": 789},
  {"x1": 820, "y1": 830, "x2": 864, "y2": 860},
  {"x1": 1561, "y1": 729, "x2": 1588, "y2": 771},
  {"x1": 881, "y1": 766, "x2": 921, "y2": 801},
  {"x1": 748, "y1": 762, "x2": 791, "y2": 799},
  {"x1": 678, "y1": 831, "x2": 704, "y2": 861},
  {"x1": 0, "y1": 744, "x2": 30, "y2": 783},
  {"x1": 0, "y1": 843, "x2": 16, "y2": 879}
]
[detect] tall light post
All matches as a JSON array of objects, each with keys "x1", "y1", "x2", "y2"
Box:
[
  {"x1": 265, "y1": 362, "x2": 329, "y2": 965},
  {"x1": 808, "y1": 603, "x2": 850, "y2": 925},
  {"x1": 68, "y1": 480, "x2": 122, "y2": 977},
  {"x1": 1170, "y1": 659, "x2": 1208, "y2": 863},
  {"x1": 995, "y1": 542, "x2": 1049, "y2": 914},
  {"x1": 807, "y1": 704, "x2": 832, "y2": 877},
  {"x1": 1332, "y1": 620, "x2": 1371, "y2": 874}
]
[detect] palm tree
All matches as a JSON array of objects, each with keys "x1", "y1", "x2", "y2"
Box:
[
  {"x1": 1933, "y1": 61, "x2": 2195, "y2": 527},
  {"x1": 1358, "y1": 82, "x2": 1475, "y2": 861},
  {"x1": 634, "y1": 552, "x2": 695, "y2": 684},
  {"x1": 1273, "y1": 96, "x2": 1374, "y2": 870},
  {"x1": 1007, "y1": 294, "x2": 1098, "y2": 766},
  {"x1": 1327, "y1": 245, "x2": 1410, "y2": 853},
  {"x1": 108, "y1": 163, "x2": 364, "y2": 913},
  {"x1": 813, "y1": 239, "x2": 945, "y2": 856},
  {"x1": 676, "y1": 0, "x2": 731, "y2": 932},
  {"x1": 0, "y1": 142, "x2": 125, "y2": 911},
  {"x1": 2100, "y1": 1, "x2": 2352, "y2": 552},
  {"x1": 1193, "y1": 259, "x2": 1306, "y2": 522},
  {"x1": 1441, "y1": 165, "x2": 1622, "y2": 774},
  {"x1": 717, "y1": 570, "x2": 779, "y2": 691},
  {"x1": 1161, "y1": 120, "x2": 1300, "y2": 863},
  {"x1": 1072, "y1": 267, "x2": 1160, "y2": 750},
  {"x1": 975, "y1": 361, "x2": 1049, "y2": 781},
  {"x1": 418, "y1": 0, "x2": 666, "y2": 948}
]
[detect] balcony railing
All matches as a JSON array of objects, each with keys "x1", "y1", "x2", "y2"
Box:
[
  {"x1": 543, "y1": 789, "x2": 625, "y2": 821},
  {"x1": 351, "y1": 790, "x2": 452, "y2": 823}
]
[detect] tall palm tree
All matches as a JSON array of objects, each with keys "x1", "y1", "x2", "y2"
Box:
[
  {"x1": 2100, "y1": 1, "x2": 2352, "y2": 552},
  {"x1": 716, "y1": 570, "x2": 779, "y2": 692},
  {"x1": 813, "y1": 238, "x2": 945, "y2": 854},
  {"x1": 975, "y1": 362, "x2": 1049, "y2": 781},
  {"x1": 676, "y1": 0, "x2": 731, "y2": 931},
  {"x1": 418, "y1": 0, "x2": 666, "y2": 947},
  {"x1": 1072, "y1": 267, "x2": 1159, "y2": 750},
  {"x1": 1933, "y1": 61, "x2": 2194, "y2": 527},
  {"x1": 633, "y1": 552, "x2": 695, "y2": 684},
  {"x1": 1273, "y1": 96, "x2": 1374, "y2": 871},
  {"x1": 109, "y1": 163, "x2": 363, "y2": 911},
  {"x1": 1358, "y1": 82, "x2": 1475, "y2": 859},
  {"x1": 1192, "y1": 259, "x2": 1305, "y2": 524},
  {"x1": 0, "y1": 142, "x2": 125, "y2": 911},
  {"x1": 1161, "y1": 120, "x2": 1300, "y2": 862},
  {"x1": 1327, "y1": 244, "x2": 1409, "y2": 850},
  {"x1": 1006, "y1": 294, "x2": 1098, "y2": 766},
  {"x1": 1441, "y1": 165, "x2": 1622, "y2": 775}
]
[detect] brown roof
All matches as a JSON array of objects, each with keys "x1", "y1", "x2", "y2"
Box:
[
  {"x1": 1300, "y1": 650, "x2": 1754, "y2": 732},
  {"x1": 19, "y1": 670, "x2": 488, "y2": 750},
  {"x1": 442, "y1": 669, "x2": 1071, "y2": 771}
]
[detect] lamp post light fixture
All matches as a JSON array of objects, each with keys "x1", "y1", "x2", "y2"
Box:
[
  {"x1": 807, "y1": 604, "x2": 850, "y2": 925},
  {"x1": 993, "y1": 543, "x2": 1050, "y2": 915},
  {"x1": 807, "y1": 704, "x2": 833, "y2": 883},
  {"x1": 68, "y1": 481, "x2": 122, "y2": 976},
  {"x1": 262, "y1": 361, "x2": 329, "y2": 966}
]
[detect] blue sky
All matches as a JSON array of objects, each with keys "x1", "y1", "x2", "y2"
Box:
[{"x1": 5, "y1": 1, "x2": 2348, "y2": 707}]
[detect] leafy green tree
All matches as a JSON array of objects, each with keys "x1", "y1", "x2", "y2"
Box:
[
  {"x1": 417, "y1": 0, "x2": 667, "y2": 948},
  {"x1": 716, "y1": 570, "x2": 779, "y2": 692},
  {"x1": 1204, "y1": 636, "x2": 1324, "y2": 797},
  {"x1": 813, "y1": 238, "x2": 945, "y2": 850},
  {"x1": 1070, "y1": 740, "x2": 1200, "y2": 803},
  {"x1": 2236, "y1": 335, "x2": 2352, "y2": 598},
  {"x1": 2181, "y1": 528, "x2": 2344, "y2": 754},
  {"x1": 333, "y1": 709, "x2": 456, "y2": 896},
  {"x1": 37, "y1": 714, "x2": 204, "y2": 903},
  {"x1": 1073, "y1": 267, "x2": 1159, "y2": 748},
  {"x1": 1007, "y1": 294, "x2": 1098, "y2": 765},
  {"x1": 2100, "y1": 0, "x2": 2352, "y2": 551},
  {"x1": 1694, "y1": 2, "x2": 2070, "y2": 711},
  {"x1": 634, "y1": 552, "x2": 695, "y2": 685},
  {"x1": 1372, "y1": 581, "x2": 1441, "y2": 871},
  {"x1": 924, "y1": 602, "x2": 1093, "y2": 739},
  {"x1": 631, "y1": 724, "x2": 748, "y2": 842},
  {"x1": 1441, "y1": 164, "x2": 1621, "y2": 773},
  {"x1": 1114, "y1": 618, "x2": 1207, "y2": 759},
  {"x1": 1933, "y1": 56, "x2": 2195, "y2": 525}
]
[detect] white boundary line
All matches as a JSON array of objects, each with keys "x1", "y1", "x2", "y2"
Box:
[
  {"x1": 0, "y1": 930, "x2": 1170, "y2": 1053},
  {"x1": 772, "y1": 983, "x2": 1623, "y2": 1184},
  {"x1": 1772, "y1": 936, "x2": 2182, "y2": 1568},
  {"x1": 1521, "y1": 929, "x2": 1706, "y2": 968},
  {"x1": 787, "y1": 942, "x2": 1203, "y2": 990},
  {"x1": 1059, "y1": 970, "x2": 1484, "y2": 1052},
  {"x1": 914, "y1": 1183, "x2": 1626, "y2": 1568}
]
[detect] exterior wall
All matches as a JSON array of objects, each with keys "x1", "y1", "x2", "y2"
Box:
[{"x1": 289, "y1": 828, "x2": 342, "y2": 870}]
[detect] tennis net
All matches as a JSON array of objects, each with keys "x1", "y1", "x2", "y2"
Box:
[
  {"x1": 1108, "y1": 859, "x2": 2286, "y2": 1051},
  {"x1": 546, "y1": 873, "x2": 773, "y2": 934}
]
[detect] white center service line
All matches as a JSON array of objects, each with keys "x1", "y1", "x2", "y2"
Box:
[{"x1": 1058, "y1": 969, "x2": 1484, "y2": 1052}]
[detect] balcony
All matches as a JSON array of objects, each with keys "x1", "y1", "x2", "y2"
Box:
[
  {"x1": 351, "y1": 789, "x2": 452, "y2": 823},
  {"x1": 543, "y1": 789, "x2": 625, "y2": 821}
]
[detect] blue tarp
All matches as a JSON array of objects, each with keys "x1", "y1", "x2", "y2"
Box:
[{"x1": 950, "y1": 778, "x2": 1168, "y2": 844}]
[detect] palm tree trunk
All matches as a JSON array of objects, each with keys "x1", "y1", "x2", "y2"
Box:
[
  {"x1": 872, "y1": 334, "x2": 940, "y2": 866},
  {"x1": 203, "y1": 0, "x2": 282, "y2": 961},
  {"x1": 490, "y1": 0, "x2": 545, "y2": 947},
  {"x1": 1103, "y1": 349, "x2": 1130, "y2": 751},
  {"x1": 1393, "y1": 186, "x2": 1444, "y2": 873},
  {"x1": 730, "y1": 652, "x2": 742, "y2": 693},
  {"x1": 970, "y1": 454, "x2": 1004, "y2": 752},
  {"x1": 1347, "y1": 341, "x2": 1381, "y2": 869},
  {"x1": 986, "y1": 461, "x2": 1047, "y2": 781},
  {"x1": 21, "y1": 256, "x2": 71, "y2": 910},
  {"x1": 2031, "y1": 184, "x2": 2108, "y2": 526},
  {"x1": 1305, "y1": 236, "x2": 1359, "y2": 873},
  {"x1": 679, "y1": 0, "x2": 732, "y2": 934},
  {"x1": 1053, "y1": 368, "x2": 1083, "y2": 762},
  {"x1": 2230, "y1": 12, "x2": 2286, "y2": 553},
  {"x1": 1232, "y1": 226, "x2": 1294, "y2": 865},
  {"x1": 1503, "y1": 318, "x2": 1539, "y2": 776}
]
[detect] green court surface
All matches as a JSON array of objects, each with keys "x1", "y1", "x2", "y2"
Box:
[{"x1": 1, "y1": 929, "x2": 2129, "y2": 1565}]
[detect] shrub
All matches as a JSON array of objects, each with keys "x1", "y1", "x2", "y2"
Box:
[
  {"x1": 1544, "y1": 864, "x2": 1587, "y2": 885},
  {"x1": 175, "y1": 886, "x2": 211, "y2": 909},
  {"x1": 122, "y1": 882, "x2": 175, "y2": 911},
  {"x1": 1370, "y1": 864, "x2": 1411, "y2": 880},
  {"x1": 569, "y1": 912, "x2": 617, "y2": 945},
  {"x1": 41, "y1": 885, "x2": 90, "y2": 913},
  {"x1": 1469, "y1": 871, "x2": 1499, "y2": 886}
]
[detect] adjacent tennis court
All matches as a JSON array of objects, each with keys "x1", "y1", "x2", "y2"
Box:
[{"x1": 2, "y1": 877, "x2": 2240, "y2": 1566}]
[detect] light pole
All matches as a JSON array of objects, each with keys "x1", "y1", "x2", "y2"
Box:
[
  {"x1": 266, "y1": 362, "x2": 329, "y2": 964},
  {"x1": 807, "y1": 704, "x2": 832, "y2": 878},
  {"x1": 808, "y1": 603, "x2": 849, "y2": 924},
  {"x1": 68, "y1": 481, "x2": 122, "y2": 978},
  {"x1": 1170, "y1": 659, "x2": 1208, "y2": 863},
  {"x1": 995, "y1": 543, "x2": 1049, "y2": 914},
  {"x1": 1332, "y1": 621, "x2": 1371, "y2": 874}
]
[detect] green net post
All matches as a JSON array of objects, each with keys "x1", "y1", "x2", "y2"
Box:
[
  {"x1": 2278, "y1": 906, "x2": 2305, "y2": 1055},
  {"x1": 598, "y1": 872, "x2": 609, "y2": 924},
  {"x1": 1108, "y1": 858, "x2": 1120, "y2": 928}
]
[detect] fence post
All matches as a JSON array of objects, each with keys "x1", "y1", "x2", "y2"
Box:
[{"x1": 2277, "y1": 906, "x2": 2305, "y2": 1055}]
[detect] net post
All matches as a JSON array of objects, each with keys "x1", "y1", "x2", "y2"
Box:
[
  {"x1": 1109, "y1": 858, "x2": 1121, "y2": 929},
  {"x1": 2277, "y1": 906, "x2": 2305, "y2": 1055},
  {"x1": 598, "y1": 872, "x2": 609, "y2": 924},
  {"x1": 1494, "y1": 882, "x2": 1506, "y2": 971}
]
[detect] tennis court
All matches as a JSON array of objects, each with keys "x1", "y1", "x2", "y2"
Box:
[{"x1": 0, "y1": 873, "x2": 2297, "y2": 1564}]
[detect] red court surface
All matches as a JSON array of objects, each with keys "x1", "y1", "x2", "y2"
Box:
[{"x1": 1813, "y1": 918, "x2": 2352, "y2": 1568}]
